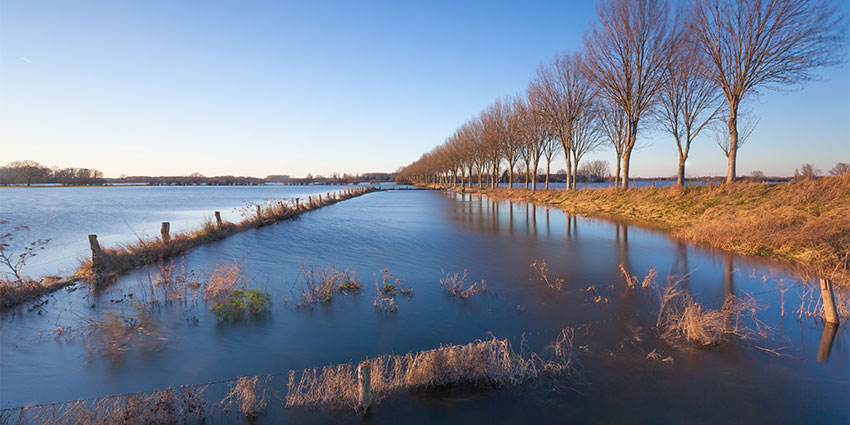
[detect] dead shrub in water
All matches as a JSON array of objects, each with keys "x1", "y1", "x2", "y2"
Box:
[
  {"x1": 2, "y1": 385, "x2": 207, "y2": 425},
  {"x1": 530, "y1": 259, "x2": 563, "y2": 291},
  {"x1": 619, "y1": 264, "x2": 656, "y2": 289},
  {"x1": 652, "y1": 277, "x2": 768, "y2": 346},
  {"x1": 372, "y1": 268, "x2": 412, "y2": 312},
  {"x1": 291, "y1": 261, "x2": 361, "y2": 307},
  {"x1": 439, "y1": 269, "x2": 486, "y2": 299},
  {"x1": 221, "y1": 375, "x2": 271, "y2": 417},
  {"x1": 0, "y1": 221, "x2": 71, "y2": 310},
  {"x1": 285, "y1": 330, "x2": 576, "y2": 410}
]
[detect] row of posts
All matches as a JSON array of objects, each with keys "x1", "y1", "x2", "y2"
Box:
[{"x1": 87, "y1": 187, "x2": 370, "y2": 269}]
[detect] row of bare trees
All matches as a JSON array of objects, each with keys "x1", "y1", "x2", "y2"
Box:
[
  {"x1": 0, "y1": 161, "x2": 104, "y2": 186},
  {"x1": 398, "y1": 0, "x2": 845, "y2": 188}
]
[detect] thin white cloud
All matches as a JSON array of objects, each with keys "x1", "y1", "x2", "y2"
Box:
[{"x1": 19, "y1": 56, "x2": 32, "y2": 64}]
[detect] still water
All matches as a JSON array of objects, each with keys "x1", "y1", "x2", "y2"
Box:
[
  {"x1": 0, "y1": 184, "x2": 360, "y2": 276},
  {"x1": 0, "y1": 189, "x2": 846, "y2": 423}
]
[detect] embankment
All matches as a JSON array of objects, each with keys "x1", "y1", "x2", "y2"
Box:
[{"x1": 438, "y1": 175, "x2": 850, "y2": 285}]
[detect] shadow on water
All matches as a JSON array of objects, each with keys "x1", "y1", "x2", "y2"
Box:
[{"x1": 1, "y1": 190, "x2": 847, "y2": 424}]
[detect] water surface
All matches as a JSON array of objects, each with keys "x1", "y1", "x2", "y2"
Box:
[{"x1": 0, "y1": 189, "x2": 845, "y2": 424}]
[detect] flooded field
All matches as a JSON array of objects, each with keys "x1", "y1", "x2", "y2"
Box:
[{"x1": 1, "y1": 189, "x2": 846, "y2": 424}]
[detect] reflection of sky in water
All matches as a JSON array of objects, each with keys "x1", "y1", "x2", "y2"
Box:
[
  {"x1": 1, "y1": 190, "x2": 845, "y2": 424},
  {"x1": 0, "y1": 184, "x2": 356, "y2": 275}
]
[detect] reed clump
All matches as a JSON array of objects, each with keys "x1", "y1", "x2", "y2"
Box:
[
  {"x1": 448, "y1": 176, "x2": 850, "y2": 285},
  {"x1": 285, "y1": 329, "x2": 575, "y2": 410},
  {"x1": 530, "y1": 259, "x2": 563, "y2": 291},
  {"x1": 372, "y1": 268, "x2": 411, "y2": 312},
  {"x1": 0, "y1": 277, "x2": 74, "y2": 311},
  {"x1": 651, "y1": 277, "x2": 769, "y2": 347},
  {"x1": 291, "y1": 261, "x2": 361, "y2": 307},
  {"x1": 221, "y1": 375, "x2": 271, "y2": 417},
  {"x1": 439, "y1": 269, "x2": 486, "y2": 299},
  {"x1": 0, "y1": 385, "x2": 208, "y2": 425}
]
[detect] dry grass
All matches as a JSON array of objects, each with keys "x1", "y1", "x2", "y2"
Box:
[
  {"x1": 72, "y1": 186, "x2": 377, "y2": 289},
  {"x1": 0, "y1": 277, "x2": 74, "y2": 311},
  {"x1": 285, "y1": 329, "x2": 575, "y2": 410},
  {"x1": 530, "y1": 259, "x2": 563, "y2": 291},
  {"x1": 439, "y1": 269, "x2": 486, "y2": 298},
  {"x1": 372, "y1": 268, "x2": 412, "y2": 313},
  {"x1": 651, "y1": 277, "x2": 769, "y2": 346},
  {"x1": 221, "y1": 375, "x2": 272, "y2": 417},
  {"x1": 291, "y1": 262, "x2": 361, "y2": 307},
  {"x1": 619, "y1": 264, "x2": 656, "y2": 289},
  {"x1": 447, "y1": 175, "x2": 850, "y2": 285},
  {"x1": 0, "y1": 386, "x2": 208, "y2": 425}
]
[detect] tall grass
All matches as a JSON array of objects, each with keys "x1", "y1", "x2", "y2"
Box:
[
  {"x1": 285, "y1": 329, "x2": 575, "y2": 410},
  {"x1": 439, "y1": 269, "x2": 486, "y2": 298},
  {"x1": 290, "y1": 261, "x2": 361, "y2": 307},
  {"x1": 0, "y1": 385, "x2": 208, "y2": 425}
]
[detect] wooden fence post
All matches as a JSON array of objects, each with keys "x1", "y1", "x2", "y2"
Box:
[
  {"x1": 161, "y1": 222, "x2": 170, "y2": 242},
  {"x1": 256, "y1": 204, "x2": 261, "y2": 218},
  {"x1": 88, "y1": 234, "x2": 102, "y2": 269},
  {"x1": 308, "y1": 196, "x2": 312, "y2": 206},
  {"x1": 295, "y1": 198, "x2": 300, "y2": 209},
  {"x1": 319, "y1": 194, "x2": 322, "y2": 204},
  {"x1": 820, "y1": 278, "x2": 840, "y2": 324},
  {"x1": 357, "y1": 360, "x2": 371, "y2": 410},
  {"x1": 214, "y1": 211, "x2": 223, "y2": 229}
]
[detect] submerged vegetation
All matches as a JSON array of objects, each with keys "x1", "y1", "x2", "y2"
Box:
[
  {"x1": 290, "y1": 261, "x2": 361, "y2": 307},
  {"x1": 286, "y1": 330, "x2": 576, "y2": 410},
  {"x1": 439, "y1": 269, "x2": 486, "y2": 299}
]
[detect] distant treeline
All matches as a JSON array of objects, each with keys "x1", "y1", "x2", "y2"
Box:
[
  {"x1": 0, "y1": 161, "x2": 104, "y2": 186},
  {"x1": 1, "y1": 160, "x2": 396, "y2": 186}
]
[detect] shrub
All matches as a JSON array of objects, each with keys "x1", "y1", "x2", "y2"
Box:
[
  {"x1": 211, "y1": 289, "x2": 271, "y2": 321},
  {"x1": 439, "y1": 269, "x2": 486, "y2": 299}
]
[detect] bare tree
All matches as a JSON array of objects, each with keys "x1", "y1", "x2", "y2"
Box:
[
  {"x1": 540, "y1": 129, "x2": 561, "y2": 189},
  {"x1": 692, "y1": 0, "x2": 847, "y2": 183},
  {"x1": 530, "y1": 53, "x2": 596, "y2": 190},
  {"x1": 584, "y1": 0, "x2": 672, "y2": 188},
  {"x1": 716, "y1": 111, "x2": 757, "y2": 160},
  {"x1": 579, "y1": 159, "x2": 611, "y2": 181},
  {"x1": 829, "y1": 162, "x2": 850, "y2": 177},
  {"x1": 569, "y1": 106, "x2": 605, "y2": 188},
  {"x1": 598, "y1": 101, "x2": 628, "y2": 187},
  {"x1": 657, "y1": 13, "x2": 720, "y2": 186}
]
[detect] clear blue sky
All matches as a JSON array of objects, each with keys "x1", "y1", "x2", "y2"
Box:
[{"x1": 1, "y1": 0, "x2": 847, "y2": 178}]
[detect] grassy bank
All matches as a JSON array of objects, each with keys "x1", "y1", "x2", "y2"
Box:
[
  {"x1": 438, "y1": 175, "x2": 850, "y2": 285},
  {"x1": 1, "y1": 186, "x2": 378, "y2": 311}
]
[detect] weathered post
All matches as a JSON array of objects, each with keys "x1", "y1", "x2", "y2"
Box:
[
  {"x1": 308, "y1": 196, "x2": 312, "y2": 206},
  {"x1": 820, "y1": 278, "x2": 840, "y2": 324},
  {"x1": 256, "y1": 205, "x2": 261, "y2": 218},
  {"x1": 88, "y1": 234, "x2": 102, "y2": 270},
  {"x1": 160, "y1": 222, "x2": 170, "y2": 242},
  {"x1": 214, "y1": 211, "x2": 223, "y2": 229},
  {"x1": 295, "y1": 198, "x2": 300, "y2": 209},
  {"x1": 357, "y1": 360, "x2": 371, "y2": 410},
  {"x1": 319, "y1": 194, "x2": 323, "y2": 204}
]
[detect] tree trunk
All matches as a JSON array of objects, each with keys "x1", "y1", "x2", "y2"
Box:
[
  {"x1": 545, "y1": 162, "x2": 550, "y2": 190},
  {"x1": 532, "y1": 158, "x2": 540, "y2": 192},
  {"x1": 621, "y1": 148, "x2": 632, "y2": 188},
  {"x1": 615, "y1": 155, "x2": 622, "y2": 188},
  {"x1": 677, "y1": 157, "x2": 686, "y2": 187},
  {"x1": 508, "y1": 163, "x2": 513, "y2": 189},
  {"x1": 563, "y1": 152, "x2": 572, "y2": 190},
  {"x1": 726, "y1": 104, "x2": 739, "y2": 184}
]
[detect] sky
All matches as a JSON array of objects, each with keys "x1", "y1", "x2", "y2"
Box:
[{"x1": 0, "y1": 0, "x2": 848, "y2": 178}]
